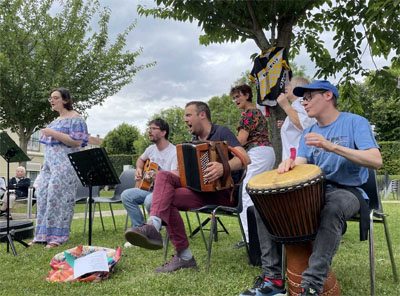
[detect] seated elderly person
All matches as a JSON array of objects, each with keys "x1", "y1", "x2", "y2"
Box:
[
  {"x1": 0, "y1": 177, "x2": 5, "y2": 200},
  {"x1": 0, "y1": 166, "x2": 31, "y2": 218}
]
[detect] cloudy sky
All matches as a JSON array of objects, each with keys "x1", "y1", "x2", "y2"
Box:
[{"x1": 86, "y1": 0, "x2": 389, "y2": 138}]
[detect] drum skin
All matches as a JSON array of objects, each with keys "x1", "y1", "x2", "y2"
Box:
[{"x1": 247, "y1": 164, "x2": 340, "y2": 296}]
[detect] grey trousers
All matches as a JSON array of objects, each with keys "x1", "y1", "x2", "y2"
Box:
[{"x1": 256, "y1": 186, "x2": 360, "y2": 291}]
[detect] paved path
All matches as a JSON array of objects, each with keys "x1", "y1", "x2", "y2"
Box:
[{"x1": 1, "y1": 209, "x2": 127, "y2": 222}]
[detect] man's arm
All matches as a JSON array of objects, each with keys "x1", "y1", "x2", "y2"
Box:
[
  {"x1": 304, "y1": 132, "x2": 382, "y2": 169},
  {"x1": 135, "y1": 157, "x2": 146, "y2": 180},
  {"x1": 228, "y1": 146, "x2": 250, "y2": 171},
  {"x1": 277, "y1": 94, "x2": 302, "y2": 130},
  {"x1": 204, "y1": 146, "x2": 250, "y2": 182}
]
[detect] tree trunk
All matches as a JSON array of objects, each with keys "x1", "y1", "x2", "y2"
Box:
[{"x1": 18, "y1": 132, "x2": 31, "y2": 168}]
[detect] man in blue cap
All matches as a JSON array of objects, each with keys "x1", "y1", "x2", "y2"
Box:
[{"x1": 239, "y1": 80, "x2": 382, "y2": 296}]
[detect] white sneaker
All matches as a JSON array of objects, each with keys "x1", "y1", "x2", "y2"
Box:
[{"x1": 124, "y1": 241, "x2": 133, "y2": 248}]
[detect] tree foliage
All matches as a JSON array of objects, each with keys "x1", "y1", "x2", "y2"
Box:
[
  {"x1": 102, "y1": 123, "x2": 141, "y2": 155},
  {"x1": 151, "y1": 107, "x2": 192, "y2": 145},
  {"x1": 339, "y1": 63, "x2": 400, "y2": 141},
  {"x1": 0, "y1": 0, "x2": 153, "y2": 152},
  {"x1": 138, "y1": 0, "x2": 400, "y2": 163},
  {"x1": 208, "y1": 94, "x2": 241, "y2": 134}
]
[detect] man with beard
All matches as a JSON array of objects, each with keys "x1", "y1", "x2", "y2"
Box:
[
  {"x1": 125, "y1": 101, "x2": 250, "y2": 272},
  {"x1": 122, "y1": 118, "x2": 177, "y2": 247}
]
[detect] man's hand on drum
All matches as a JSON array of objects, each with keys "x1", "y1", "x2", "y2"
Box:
[
  {"x1": 304, "y1": 132, "x2": 335, "y2": 152},
  {"x1": 277, "y1": 158, "x2": 296, "y2": 173},
  {"x1": 204, "y1": 162, "x2": 224, "y2": 182}
]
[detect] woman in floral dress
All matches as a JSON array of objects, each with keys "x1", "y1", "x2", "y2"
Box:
[
  {"x1": 31, "y1": 87, "x2": 88, "y2": 248},
  {"x1": 231, "y1": 84, "x2": 275, "y2": 244}
]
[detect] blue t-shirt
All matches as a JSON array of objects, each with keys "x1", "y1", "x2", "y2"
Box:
[{"x1": 298, "y1": 112, "x2": 379, "y2": 187}]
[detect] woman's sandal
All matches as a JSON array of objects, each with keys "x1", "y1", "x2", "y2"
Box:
[
  {"x1": 45, "y1": 242, "x2": 60, "y2": 249},
  {"x1": 28, "y1": 241, "x2": 46, "y2": 247}
]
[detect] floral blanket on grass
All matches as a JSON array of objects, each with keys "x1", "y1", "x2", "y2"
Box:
[{"x1": 46, "y1": 245, "x2": 122, "y2": 283}]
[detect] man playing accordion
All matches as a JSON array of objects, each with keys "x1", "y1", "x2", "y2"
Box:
[{"x1": 125, "y1": 101, "x2": 250, "y2": 273}]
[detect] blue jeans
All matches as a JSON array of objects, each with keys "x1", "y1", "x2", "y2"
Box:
[
  {"x1": 121, "y1": 188, "x2": 152, "y2": 227},
  {"x1": 259, "y1": 186, "x2": 360, "y2": 291}
]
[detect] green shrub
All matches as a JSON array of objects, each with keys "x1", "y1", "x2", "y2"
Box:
[
  {"x1": 379, "y1": 141, "x2": 400, "y2": 175},
  {"x1": 108, "y1": 154, "x2": 134, "y2": 177}
]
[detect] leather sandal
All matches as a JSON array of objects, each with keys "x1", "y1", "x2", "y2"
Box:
[
  {"x1": 45, "y1": 243, "x2": 59, "y2": 249},
  {"x1": 28, "y1": 241, "x2": 46, "y2": 247}
]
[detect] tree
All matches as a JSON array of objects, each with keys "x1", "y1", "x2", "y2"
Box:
[
  {"x1": 133, "y1": 133, "x2": 151, "y2": 162},
  {"x1": 137, "y1": 0, "x2": 400, "y2": 163},
  {"x1": 151, "y1": 107, "x2": 192, "y2": 145},
  {"x1": 208, "y1": 94, "x2": 241, "y2": 133},
  {"x1": 102, "y1": 123, "x2": 141, "y2": 155},
  {"x1": 0, "y1": 0, "x2": 153, "y2": 155}
]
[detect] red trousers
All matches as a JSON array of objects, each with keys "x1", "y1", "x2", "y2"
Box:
[{"x1": 151, "y1": 171, "x2": 234, "y2": 252}]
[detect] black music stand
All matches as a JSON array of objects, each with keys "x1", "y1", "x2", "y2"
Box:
[
  {"x1": 0, "y1": 132, "x2": 31, "y2": 255},
  {"x1": 68, "y1": 148, "x2": 119, "y2": 245}
]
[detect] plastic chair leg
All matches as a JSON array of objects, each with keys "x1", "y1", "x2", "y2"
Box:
[
  {"x1": 369, "y1": 212, "x2": 375, "y2": 296},
  {"x1": 108, "y1": 204, "x2": 117, "y2": 231},
  {"x1": 96, "y1": 203, "x2": 105, "y2": 231},
  {"x1": 381, "y1": 215, "x2": 398, "y2": 282}
]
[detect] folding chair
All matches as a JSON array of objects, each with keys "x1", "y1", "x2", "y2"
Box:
[
  {"x1": 351, "y1": 169, "x2": 398, "y2": 296},
  {"x1": 88, "y1": 169, "x2": 135, "y2": 232},
  {"x1": 185, "y1": 169, "x2": 249, "y2": 271},
  {"x1": 74, "y1": 183, "x2": 101, "y2": 235}
]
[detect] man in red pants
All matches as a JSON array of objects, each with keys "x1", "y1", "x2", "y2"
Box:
[{"x1": 125, "y1": 101, "x2": 250, "y2": 273}]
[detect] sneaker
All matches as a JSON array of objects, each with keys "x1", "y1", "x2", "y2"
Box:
[
  {"x1": 256, "y1": 278, "x2": 286, "y2": 296},
  {"x1": 155, "y1": 255, "x2": 198, "y2": 273},
  {"x1": 124, "y1": 224, "x2": 163, "y2": 250},
  {"x1": 234, "y1": 240, "x2": 248, "y2": 249},
  {"x1": 239, "y1": 275, "x2": 264, "y2": 296},
  {"x1": 124, "y1": 241, "x2": 133, "y2": 248},
  {"x1": 300, "y1": 286, "x2": 319, "y2": 296}
]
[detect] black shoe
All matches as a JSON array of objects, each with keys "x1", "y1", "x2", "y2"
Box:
[{"x1": 301, "y1": 286, "x2": 320, "y2": 296}]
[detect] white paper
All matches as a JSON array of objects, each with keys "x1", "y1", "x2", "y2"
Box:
[{"x1": 73, "y1": 250, "x2": 109, "y2": 279}]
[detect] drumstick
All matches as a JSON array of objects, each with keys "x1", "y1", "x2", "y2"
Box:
[{"x1": 290, "y1": 147, "x2": 296, "y2": 160}]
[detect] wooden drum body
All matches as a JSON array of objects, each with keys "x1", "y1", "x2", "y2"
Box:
[{"x1": 246, "y1": 164, "x2": 340, "y2": 296}]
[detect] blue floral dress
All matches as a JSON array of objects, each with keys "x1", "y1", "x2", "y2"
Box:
[{"x1": 33, "y1": 116, "x2": 88, "y2": 245}]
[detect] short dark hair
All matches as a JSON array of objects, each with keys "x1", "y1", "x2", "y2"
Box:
[
  {"x1": 185, "y1": 101, "x2": 211, "y2": 121},
  {"x1": 50, "y1": 87, "x2": 73, "y2": 110},
  {"x1": 230, "y1": 84, "x2": 253, "y2": 102},
  {"x1": 149, "y1": 118, "x2": 170, "y2": 140}
]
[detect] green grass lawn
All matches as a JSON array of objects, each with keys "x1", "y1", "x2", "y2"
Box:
[{"x1": 1, "y1": 202, "x2": 400, "y2": 296}]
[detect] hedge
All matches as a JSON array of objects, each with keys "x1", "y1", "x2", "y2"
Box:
[
  {"x1": 379, "y1": 141, "x2": 400, "y2": 175},
  {"x1": 108, "y1": 154, "x2": 135, "y2": 177},
  {"x1": 105, "y1": 143, "x2": 400, "y2": 177}
]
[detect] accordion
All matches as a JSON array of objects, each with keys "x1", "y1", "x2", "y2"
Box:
[{"x1": 177, "y1": 141, "x2": 233, "y2": 192}]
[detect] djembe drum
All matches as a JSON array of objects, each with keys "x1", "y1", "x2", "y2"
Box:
[{"x1": 246, "y1": 164, "x2": 340, "y2": 296}]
